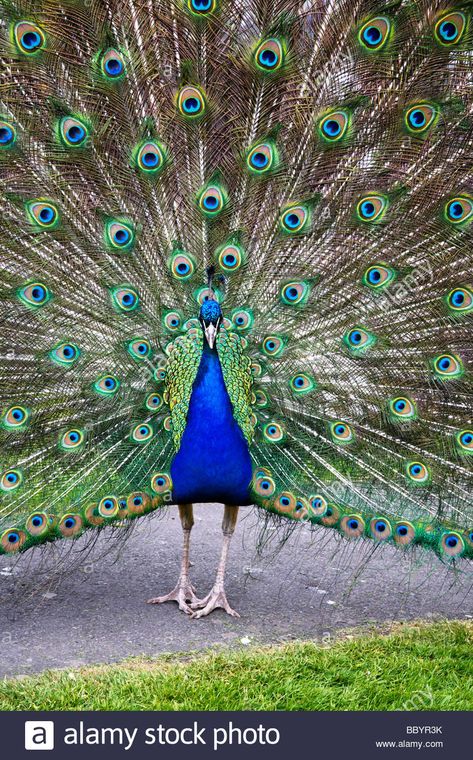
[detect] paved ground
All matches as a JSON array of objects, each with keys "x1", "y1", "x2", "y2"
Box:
[{"x1": 0, "y1": 504, "x2": 472, "y2": 678}]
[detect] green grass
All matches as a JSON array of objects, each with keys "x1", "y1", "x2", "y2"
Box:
[{"x1": 1, "y1": 621, "x2": 472, "y2": 711}]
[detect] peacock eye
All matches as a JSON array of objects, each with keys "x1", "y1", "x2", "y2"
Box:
[
  {"x1": 289, "y1": 373, "x2": 316, "y2": 394},
  {"x1": 18, "y1": 281, "x2": 51, "y2": 308},
  {"x1": 26, "y1": 512, "x2": 49, "y2": 536},
  {"x1": 50, "y1": 342, "x2": 80, "y2": 366},
  {"x1": 447, "y1": 286, "x2": 473, "y2": 313},
  {"x1": 127, "y1": 338, "x2": 151, "y2": 360},
  {"x1": 1, "y1": 468, "x2": 23, "y2": 491},
  {"x1": 432, "y1": 353, "x2": 463, "y2": 379},
  {"x1": 0, "y1": 119, "x2": 16, "y2": 148},
  {"x1": 146, "y1": 393, "x2": 163, "y2": 411},
  {"x1": 26, "y1": 200, "x2": 59, "y2": 229},
  {"x1": 231, "y1": 308, "x2": 253, "y2": 331},
  {"x1": 356, "y1": 194, "x2": 388, "y2": 222},
  {"x1": 217, "y1": 243, "x2": 244, "y2": 272},
  {"x1": 340, "y1": 514, "x2": 365, "y2": 538},
  {"x1": 253, "y1": 472, "x2": 276, "y2": 497},
  {"x1": 3, "y1": 405, "x2": 29, "y2": 428},
  {"x1": 1, "y1": 528, "x2": 27, "y2": 553},
  {"x1": 94, "y1": 375, "x2": 120, "y2": 395},
  {"x1": 111, "y1": 286, "x2": 139, "y2": 312},
  {"x1": 389, "y1": 396, "x2": 416, "y2": 420},
  {"x1": 131, "y1": 423, "x2": 154, "y2": 443},
  {"x1": 308, "y1": 495, "x2": 328, "y2": 516},
  {"x1": 404, "y1": 103, "x2": 438, "y2": 135},
  {"x1": 135, "y1": 140, "x2": 166, "y2": 174},
  {"x1": 169, "y1": 251, "x2": 195, "y2": 280},
  {"x1": 164, "y1": 311, "x2": 182, "y2": 331},
  {"x1": 59, "y1": 514, "x2": 83, "y2": 537},
  {"x1": 370, "y1": 517, "x2": 392, "y2": 541},
  {"x1": 198, "y1": 183, "x2": 227, "y2": 217},
  {"x1": 331, "y1": 421, "x2": 354, "y2": 444},
  {"x1": 247, "y1": 142, "x2": 277, "y2": 174},
  {"x1": 105, "y1": 219, "x2": 135, "y2": 251},
  {"x1": 362, "y1": 264, "x2": 396, "y2": 290},
  {"x1": 98, "y1": 496, "x2": 119, "y2": 518},
  {"x1": 406, "y1": 460, "x2": 430, "y2": 483},
  {"x1": 440, "y1": 531, "x2": 465, "y2": 557},
  {"x1": 275, "y1": 492, "x2": 296, "y2": 513},
  {"x1": 344, "y1": 327, "x2": 376, "y2": 352},
  {"x1": 178, "y1": 86, "x2": 206, "y2": 118},
  {"x1": 280, "y1": 205, "x2": 310, "y2": 233},
  {"x1": 262, "y1": 422, "x2": 285, "y2": 443},
  {"x1": 262, "y1": 335, "x2": 285, "y2": 357},
  {"x1": 358, "y1": 16, "x2": 392, "y2": 51},
  {"x1": 319, "y1": 111, "x2": 350, "y2": 142},
  {"x1": 187, "y1": 0, "x2": 216, "y2": 16},
  {"x1": 100, "y1": 48, "x2": 126, "y2": 79},
  {"x1": 393, "y1": 521, "x2": 416, "y2": 545},
  {"x1": 457, "y1": 429, "x2": 473, "y2": 452},
  {"x1": 60, "y1": 428, "x2": 85, "y2": 450},
  {"x1": 434, "y1": 12, "x2": 467, "y2": 46},
  {"x1": 58, "y1": 116, "x2": 90, "y2": 148},
  {"x1": 280, "y1": 281, "x2": 310, "y2": 306},
  {"x1": 444, "y1": 196, "x2": 473, "y2": 225},
  {"x1": 13, "y1": 21, "x2": 46, "y2": 54},
  {"x1": 151, "y1": 472, "x2": 172, "y2": 493},
  {"x1": 254, "y1": 38, "x2": 285, "y2": 72}
]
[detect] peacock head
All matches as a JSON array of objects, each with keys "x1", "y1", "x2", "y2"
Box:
[{"x1": 199, "y1": 298, "x2": 222, "y2": 349}]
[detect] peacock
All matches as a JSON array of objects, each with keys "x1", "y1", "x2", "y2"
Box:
[{"x1": 1, "y1": 0, "x2": 472, "y2": 620}]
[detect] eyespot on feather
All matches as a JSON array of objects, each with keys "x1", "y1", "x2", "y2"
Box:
[
  {"x1": 13, "y1": 21, "x2": 46, "y2": 55},
  {"x1": 1, "y1": 528, "x2": 27, "y2": 553}
]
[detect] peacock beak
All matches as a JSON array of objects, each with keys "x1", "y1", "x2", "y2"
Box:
[{"x1": 204, "y1": 323, "x2": 217, "y2": 348}]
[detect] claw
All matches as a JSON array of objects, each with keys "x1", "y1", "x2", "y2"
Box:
[
  {"x1": 147, "y1": 579, "x2": 202, "y2": 616},
  {"x1": 190, "y1": 586, "x2": 240, "y2": 619}
]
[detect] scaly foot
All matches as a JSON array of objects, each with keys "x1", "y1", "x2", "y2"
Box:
[
  {"x1": 147, "y1": 578, "x2": 201, "y2": 616},
  {"x1": 190, "y1": 586, "x2": 240, "y2": 619}
]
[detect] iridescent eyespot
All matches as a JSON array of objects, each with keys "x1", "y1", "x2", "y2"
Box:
[
  {"x1": 105, "y1": 220, "x2": 135, "y2": 251},
  {"x1": 432, "y1": 353, "x2": 464, "y2": 379},
  {"x1": 169, "y1": 251, "x2": 195, "y2": 280},
  {"x1": 151, "y1": 472, "x2": 172, "y2": 494},
  {"x1": 340, "y1": 514, "x2": 365, "y2": 538},
  {"x1": 127, "y1": 492, "x2": 151, "y2": 514},
  {"x1": 111, "y1": 286, "x2": 139, "y2": 312},
  {"x1": 444, "y1": 196, "x2": 473, "y2": 225},
  {"x1": 60, "y1": 428, "x2": 85, "y2": 450},
  {"x1": 58, "y1": 116, "x2": 89, "y2": 148},
  {"x1": 289, "y1": 373, "x2": 316, "y2": 395},
  {"x1": 276, "y1": 492, "x2": 297, "y2": 513},
  {"x1": 198, "y1": 184, "x2": 227, "y2": 217},
  {"x1": 434, "y1": 11, "x2": 467, "y2": 46},
  {"x1": 406, "y1": 460, "x2": 430, "y2": 483},
  {"x1": 127, "y1": 338, "x2": 151, "y2": 360},
  {"x1": 177, "y1": 85, "x2": 206, "y2": 118},
  {"x1": 187, "y1": 0, "x2": 216, "y2": 16},
  {"x1": 262, "y1": 335, "x2": 285, "y2": 357},
  {"x1": 0, "y1": 120, "x2": 16, "y2": 148},
  {"x1": 389, "y1": 396, "x2": 416, "y2": 420},
  {"x1": 146, "y1": 393, "x2": 164, "y2": 412},
  {"x1": 308, "y1": 495, "x2": 328, "y2": 517},
  {"x1": 318, "y1": 110, "x2": 350, "y2": 143},
  {"x1": 164, "y1": 311, "x2": 182, "y2": 332},
  {"x1": 13, "y1": 21, "x2": 46, "y2": 55},
  {"x1": 135, "y1": 140, "x2": 166, "y2": 175},
  {"x1": 456, "y1": 429, "x2": 473, "y2": 452},
  {"x1": 404, "y1": 103, "x2": 438, "y2": 135},
  {"x1": 18, "y1": 282, "x2": 51, "y2": 308},
  {"x1": 50, "y1": 342, "x2": 80, "y2": 366},
  {"x1": 1, "y1": 469, "x2": 23, "y2": 492},
  {"x1": 262, "y1": 422, "x2": 285, "y2": 443},
  {"x1": 94, "y1": 375, "x2": 120, "y2": 396},
  {"x1": 216, "y1": 242, "x2": 244, "y2": 272},
  {"x1": 254, "y1": 389, "x2": 269, "y2": 407},
  {"x1": 358, "y1": 16, "x2": 392, "y2": 51},
  {"x1": 251, "y1": 361, "x2": 263, "y2": 377},
  {"x1": 98, "y1": 496, "x2": 119, "y2": 518},
  {"x1": 344, "y1": 326, "x2": 376, "y2": 352},
  {"x1": 100, "y1": 48, "x2": 126, "y2": 79},
  {"x1": 321, "y1": 504, "x2": 340, "y2": 527},
  {"x1": 362, "y1": 264, "x2": 396, "y2": 290},
  {"x1": 280, "y1": 281, "x2": 310, "y2": 306},
  {"x1": 280, "y1": 204, "x2": 310, "y2": 234},
  {"x1": 356, "y1": 194, "x2": 388, "y2": 222},
  {"x1": 254, "y1": 38, "x2": 285, "y2": 72},
  {"x1": 370, "y1": 517, "x2": 392, "y2": 541},
  {"x1": 154, "y1": 365, "x2": 167, "y2": 383},
  {"x1": 1, "y1": 529, "x2": 27, "y2": 553},
  {"x1": 447, "y1": 286, "x2": 473, "y2": 313},
  {"x1": 231, "y1": 308, "x2": 254, "y2": 331},
  {"x1": 26, "y1": 512, "x2": 49, "y2": 536},
  {"x1": 330, "y1": 421, "x2": 354, "y2": 444},
  {"x1": 26, "y1": 200, "x2": 59, "y2": 229},
  {"x1": 253, "y1": 472, "x2": 276, "y2": 498},
  {"x1": 131, "y1": 423, "x2": 154, "y2": 443},
  {"x1": 246, "y1": 142, "x2": 278, "y2": 174},
  {"x1": 3, "y1": 405, "x2": 29, "y2": 429},
  {"x1": 440, "y1": 531, "x2": 465, "y2": 557},
  {"x1": 59, "y1": 514, "x2": 83, "y2": 538},
  {"x1": 393, "y1": 520, "x2": 416, "y2": 545}
]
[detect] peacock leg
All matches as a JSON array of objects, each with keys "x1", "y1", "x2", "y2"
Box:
[
  {"x1": 191, "y1": 505, "x2": 240, "y2": 619},
  {"x1": 147, "y1": 503, "x2": 201, "y2": 615}
]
